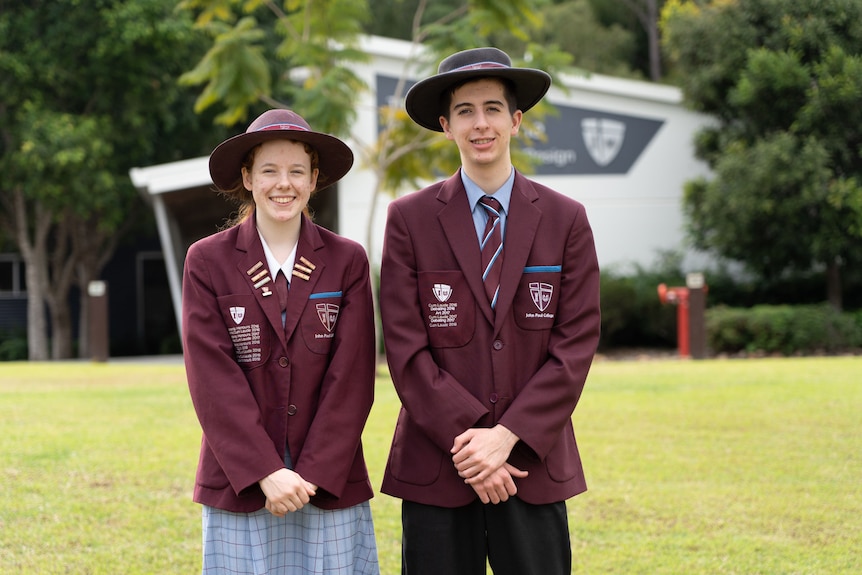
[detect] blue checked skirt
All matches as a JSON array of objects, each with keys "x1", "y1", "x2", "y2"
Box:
[
  {"x1": 201, "y1": 500, "x2": 379, "y2": 574},
  {"x1": 200, "y1": 450, "x2": 379, "y2": 574}
]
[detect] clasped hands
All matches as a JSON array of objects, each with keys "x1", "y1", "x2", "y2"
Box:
[
  {"x1": 259, "y1": 468, "x2": 318, "y2": 517},
  {"x1": 451, "y1": 424, "x2": 527, "y2": 505}
]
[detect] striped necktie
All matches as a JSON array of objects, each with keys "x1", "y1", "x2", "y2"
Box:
[
  {"x1": 479, "y1": 196, "x2": 504, "y2": 309},
  {"x1": 275, "y1": 270, "x2": 289, "y2": 324}
]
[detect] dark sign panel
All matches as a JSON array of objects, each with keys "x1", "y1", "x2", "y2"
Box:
[{"x1": 376, "y1": 74, "x2": 664, "y2": 176}]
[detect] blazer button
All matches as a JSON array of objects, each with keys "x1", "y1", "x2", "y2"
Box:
[
  {"x1": 287, "y1": 404, "x2": 298, "y2": 416},
  {"x1": 489, "y1": 393, "x2": 498, "y2": 404},
  {"x1": 278, "y1": 356, "x2": 289, "y2": 367},
  {"x1": 493, "y1": 340, "x2": 504, "y2": 350}
]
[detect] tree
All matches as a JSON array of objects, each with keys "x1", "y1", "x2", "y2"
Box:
[
  {"x1": 661, "y1": 0, "x2": 862, "y2": 310},
  {"x1": 177, "y1": 0, "x2": 572, "y2": 356},
  {"x1": 589, "y1": 0, "x2": 667, "y2": 80},
  {"x1": 617, "y1": 0, "x2": 664, "y2": 80},
  {"x1": 0, "y1": 0, "x2": 227, "y2": 359}
]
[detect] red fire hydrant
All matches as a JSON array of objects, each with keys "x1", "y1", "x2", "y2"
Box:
[{"x1": 657, "y1": 273, "x2": 707, "y2": 359}]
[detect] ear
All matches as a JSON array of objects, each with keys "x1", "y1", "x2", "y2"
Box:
[
  {"x1": 510, "y1": 109, "x2": 523, "y2": 136},
  {"x1": 439, "y1": 116, "x2": 454, "y2": 140},
  {"x1": 241, "y1": 166, "x2": 253, "y2": 191},
  {"x1": 310, "y1": 168, "x2": 319, "y2": 191}
]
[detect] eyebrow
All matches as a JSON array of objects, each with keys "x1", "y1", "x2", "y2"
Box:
[
  {"x1": 453, "y1": 99, "x2": 506, "y2": 111},
  {"x1": 259, "y1": 161, "x2": 308, "y2": 169}
]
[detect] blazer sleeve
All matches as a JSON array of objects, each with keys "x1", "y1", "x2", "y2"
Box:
[
  {"x1": 292, "y1": 243, "x2": 376, "y2": 499},
  {"x1": 182, "y1": 243, "x2": 285, "y2": 496},
  {"x1": 380, "y1": 200, "x2": 490, "y2": 451},
  {"x1": 498, "y1": 202, "x2": 601, "y2": 459}
]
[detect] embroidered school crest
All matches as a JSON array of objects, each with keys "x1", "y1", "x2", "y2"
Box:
[
  {"x1": 316, "y1": 303, "x2": 340, "y2": 332},
  {"x1": 433, "y1": 283, "x2": 452, "y2": 303},
  {"x1": 529, "y1": 282, "x2": 553, "y2": 312},
  {"x1": 229, "y1": 306, "x2": 245, "y2": 325}
]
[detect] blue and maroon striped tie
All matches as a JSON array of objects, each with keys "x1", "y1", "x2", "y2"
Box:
[{"x1": 479, "y1": 196, "x2": 504, "y2": 309}]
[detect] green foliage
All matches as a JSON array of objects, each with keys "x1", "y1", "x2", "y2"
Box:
[
  {"x1": 706, "y1": 304, "x2": 862, "y2": 355},
  {"x1": 0, "y1": 330, "x2": 27, "y2": 361},
  {"x1": 179, "y1": 17, "x2": 271, "y2": 126},
  {"x1": 0, "y1": 0, "x2": 232, "y2": 359},
  {"x1": 179, "y1": 0, "x2": 369, "y2": 133},
  {"x1": 538, "y1": 0, "x2": 639, "y2": 77},
  {"x1": 598, "y1": 251, "x2": 684, "y2": 349},
  {"x1": 598, "y1": 249, "x2": 862, "y2": 352},
  {"x1": 662, "y1": 0, "x2": 862, "y2": 306}
]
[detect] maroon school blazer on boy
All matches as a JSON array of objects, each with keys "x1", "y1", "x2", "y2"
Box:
[{"x1": 380, "y1": 170, "x2": 601, "y2": 508}]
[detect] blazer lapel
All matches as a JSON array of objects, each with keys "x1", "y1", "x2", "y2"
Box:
[
  {"x1": 234, "y1": 218, "x2": 288, "y2": 347},
  {"x1": 493, "y1": 172, "x2": 541, "y2": 330},
  {"x1": 283, "y1": 217, "x2": 324, "y2": 343},
  {"x1": 437, "y1": 172, "x2": 496, "y2": 326}
]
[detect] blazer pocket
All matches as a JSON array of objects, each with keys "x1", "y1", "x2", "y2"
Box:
[
  {"x1": 388, "y1": 413, "x2": 444, "y2": 486},
  {"x1": 217, "y1": 294, "x2": 271, "y2": 369},
  {"x1": 417, "y1": 271, "x2": 475, "y2": 348},
  {"x1": 514, "y1": 266, "x2": 561, "y2": 331},
  {"x1": 544, "y1": 425, "x2": 581, "y2": 483},
  {"x1": 197, "y1": 443, "x2": 231, "y2": 490},
  {"x1": 301, "y1": 291, "x2": 342, "y2": 355}
]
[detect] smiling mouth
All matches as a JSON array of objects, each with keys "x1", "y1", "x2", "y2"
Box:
[
  {"x1": 271, "y1": 196, "x2": 295, "y2": 205},
  {"x1": 472, "y1": 138, "x2": 494, "y2": 145}
]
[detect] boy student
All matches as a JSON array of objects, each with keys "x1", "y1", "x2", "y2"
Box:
[{"x1": 379, "y1": 47, "x2": 601, "y2": 574}]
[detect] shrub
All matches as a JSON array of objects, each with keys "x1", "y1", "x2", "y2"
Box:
[
  {"x1": 706, "y1": 304, "x2": 862, "y2": 355},
  {"x1": 0, "y1": 330, "x2": 28, "y2": 361},
  {"x1": 599, "y1": 252, "x2": 682, "y2": 350}
]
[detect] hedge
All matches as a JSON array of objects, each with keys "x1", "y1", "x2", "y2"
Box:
[{"x1": 706, "y1": 304, "x2": 862, "y2": 355}]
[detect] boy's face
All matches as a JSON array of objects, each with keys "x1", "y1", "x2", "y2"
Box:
[{"x1": 439, "y1": 78, "x2": 522, "y2": 172}]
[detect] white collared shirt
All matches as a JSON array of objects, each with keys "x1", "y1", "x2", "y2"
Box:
[{"x1": 258, "y1": 229, "x2": 298, "y2": 287}]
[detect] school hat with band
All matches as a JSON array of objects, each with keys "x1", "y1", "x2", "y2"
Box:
[
  {"x1": 208, "y1": 108, "x2": 354, "y2": 191},
  {"x1": 405, "y1": 47, "x2": 552, "y2": 132}
]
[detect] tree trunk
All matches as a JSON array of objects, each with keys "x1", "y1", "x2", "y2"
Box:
[
  {"x1": 49, "y1": 299, "x2": 74, "y2": 359},
  {"x1": 825, "y1": 259, "x2": 842, "y2": 311},
  {"x1": 24, "y1": 255, "x2": 49, "y2": 361},
  {"x1": 646, "y1": 0, "x2": 662, "y2": 82},
  {"x1": 42, "y1": 213, "x2": 77, "y2": 359},
  {"x1": 8, "y1": 188, "x2": 51, "y2": 360},
  {"x1": 621, "y1": 0, "x2": 663, "y2": 81}
]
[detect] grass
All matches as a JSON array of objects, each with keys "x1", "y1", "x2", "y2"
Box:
[{"x1": 0, "y1": 356, "x2": 860, "y2": 574}]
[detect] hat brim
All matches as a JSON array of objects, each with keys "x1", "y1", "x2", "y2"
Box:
[
  {"x1": 405, "y1": 68, "x2": 551, "y2": 132},
  {"x1": 209, "y1": 130, "x2": 354, "y2": 191}
]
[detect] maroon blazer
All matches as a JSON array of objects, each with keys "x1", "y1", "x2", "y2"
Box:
[
  {"x1": 182, "y1": 214, "x2": 376, "y2": 513},
  {"x1": 380, "y1": 170, "x2": 601, "y2": 507}
]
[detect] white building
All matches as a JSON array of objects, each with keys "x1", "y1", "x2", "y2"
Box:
[{"x1": 131, "y1": 35, "x2": 712, "y2": 330}]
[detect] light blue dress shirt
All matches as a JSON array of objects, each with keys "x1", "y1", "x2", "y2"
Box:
[{"x1": 462, "y1": 168, "x2": 514, "y2": 245}]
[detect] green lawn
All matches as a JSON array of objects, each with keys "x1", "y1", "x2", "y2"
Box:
[{"x1": 1, "y1": 356, "x2": 860, "y2": 574}]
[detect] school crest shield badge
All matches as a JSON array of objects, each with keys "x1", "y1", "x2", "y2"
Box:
[
  {"x1": 529, "y1": 282, "x2": 553, "y2": 312},
  {"x1": 316, "y1": 303, "x2": 339, "y2": 332},
  {"x1": 229, "y1": 306, "x2": 245, "y2": 325}
]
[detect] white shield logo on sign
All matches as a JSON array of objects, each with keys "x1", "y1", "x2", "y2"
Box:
[
  {"x1": 529, "y1": 282, "x2": 553, "y2": 312},
  {"x1": 229, "y1": 306, "x2": 245, "y2": 325},
  {"x1": 433, "y1": 283, "x2": 452, "y2": 302},
  {"x1": 582, "y1": 118, "x2": 626, "y2": 167},
  {"x1": 316, "y1": 303, "x2": 339, "y2": 332}
]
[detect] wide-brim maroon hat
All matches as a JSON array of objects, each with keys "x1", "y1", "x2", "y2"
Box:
[
  {"x1": 209, "y1": 109, "x2": 354, "y2": 191},
  {"x1": 405, "y1": 47, "x2": 552, "y2": 132}
]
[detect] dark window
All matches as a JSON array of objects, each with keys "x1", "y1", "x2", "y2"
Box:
[{"x1": 0, "y1": 255, "x2": 25, "y2": 295}]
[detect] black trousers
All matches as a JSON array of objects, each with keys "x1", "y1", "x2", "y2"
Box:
[{"x1": 401, "y1": 497, "x2": 571, "y2": 575}]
